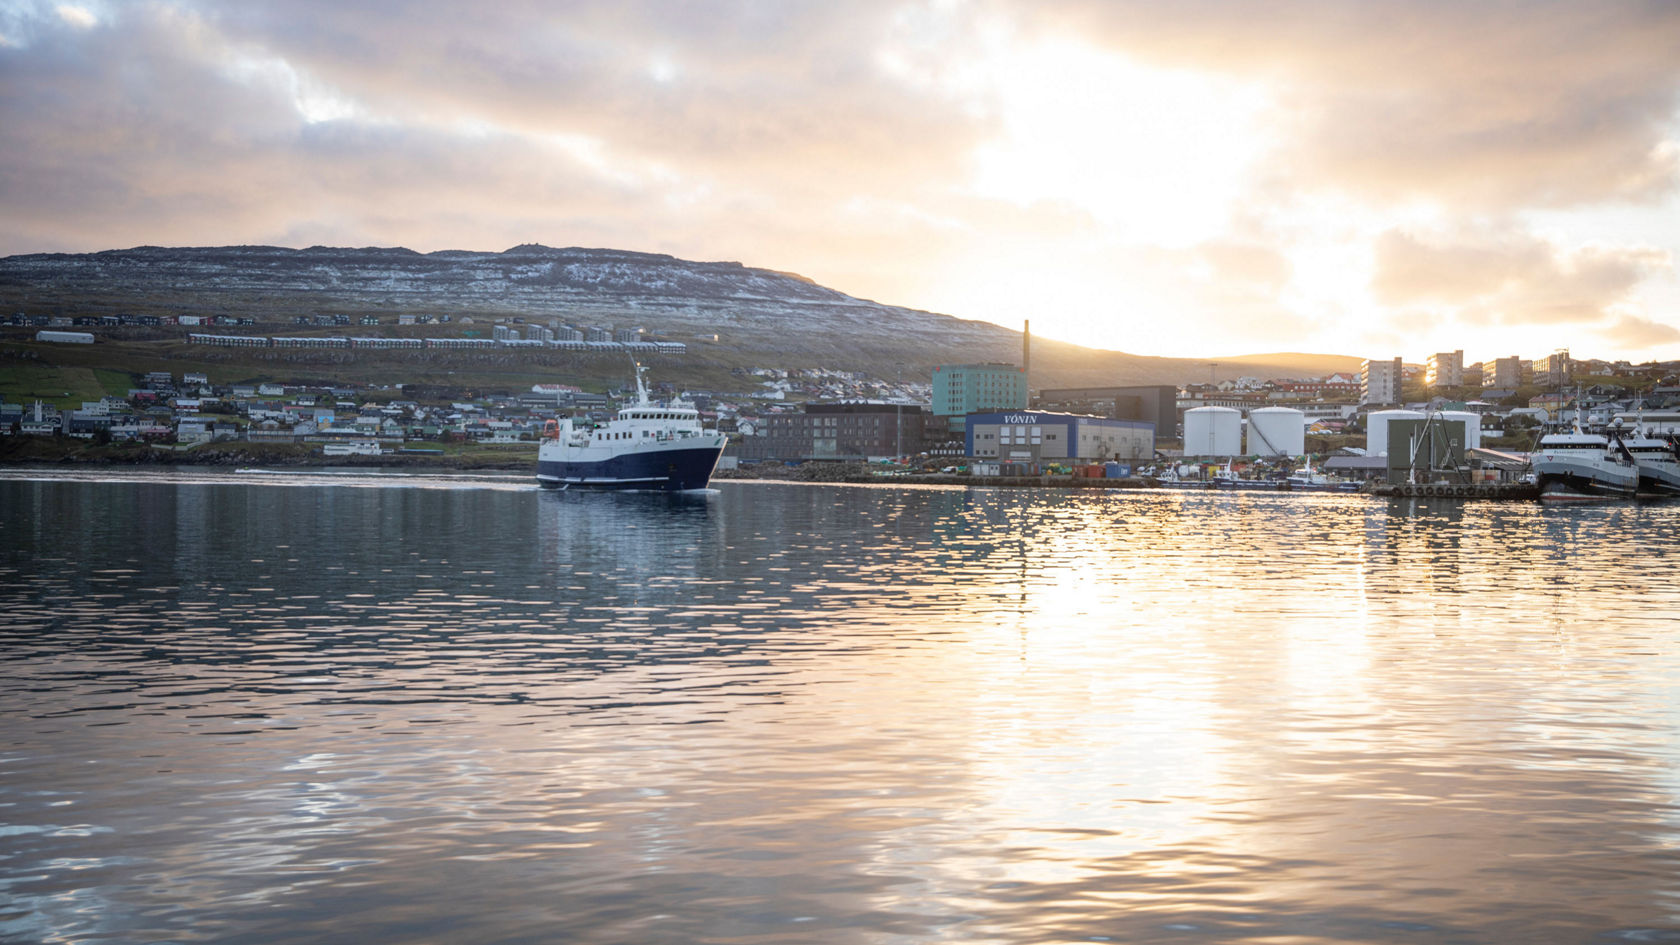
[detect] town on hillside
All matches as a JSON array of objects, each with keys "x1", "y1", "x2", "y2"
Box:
[{"x1": 6, "y1": 323, "x2": 1679, "y2": 484}]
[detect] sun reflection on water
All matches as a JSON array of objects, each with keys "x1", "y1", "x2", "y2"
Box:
[{"x1": 6, "y1": 475, "x2": 1680, "y2": 943}]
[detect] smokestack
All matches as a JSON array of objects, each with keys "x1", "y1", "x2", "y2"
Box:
[{"x1": 1022, "y1": 319, "x2": 1031, "y2": 381}]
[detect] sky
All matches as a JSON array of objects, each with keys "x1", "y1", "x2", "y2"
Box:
[{"x1": 2, "y1": 1, "x2": 1680, "y2": 364}]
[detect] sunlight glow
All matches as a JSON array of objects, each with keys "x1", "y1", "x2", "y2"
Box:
[{"x1": 972, "y1": 40, "x2": 1273, "y2": 247}]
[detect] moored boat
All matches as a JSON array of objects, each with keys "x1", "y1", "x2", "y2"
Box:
[
  {"x1": 1612, "y1": 421, "x2": 1680, "y2": 498},
  {"x1": 1530, "y1": 421, "x2": 1639, "y2": 501},
  {"x1": 536, "y1": 365, "x2": 726, "y2": 492},
  {"x1": 1283, "y1": 461, "x2": 1360, "y2": 492}
]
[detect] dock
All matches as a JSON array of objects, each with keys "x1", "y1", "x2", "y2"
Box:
[{"x1": 1369, "y1": 481, "x2": 1540, "y2": 500}]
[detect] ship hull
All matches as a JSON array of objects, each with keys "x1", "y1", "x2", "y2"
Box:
[
  {"x1": 1636, "y1": 469, "x2": 1680, "y2": 497},
  {"x1": 1533, "y1": 459, "x2": 1639, "y2": 500},
  {"x1": 537, "y1": 442, "x2": 724, "y2": 492}
]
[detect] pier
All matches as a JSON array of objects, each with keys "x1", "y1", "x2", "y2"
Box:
[{"x1": 1370, "y1": 481, "x2": 1540, "y2": 500}]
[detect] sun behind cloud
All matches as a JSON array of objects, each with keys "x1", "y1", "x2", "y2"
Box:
[{"x1": 0, "y1": 0, "x2": 1677, "y2": 362}]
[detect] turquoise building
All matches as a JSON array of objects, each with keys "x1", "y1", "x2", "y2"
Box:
[{"x1": 932, "y1": 363, "x2": 1028, "y2": 434}]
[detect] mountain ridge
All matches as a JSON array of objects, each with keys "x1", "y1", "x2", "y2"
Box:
[{"x1": 0, "y1": 243, "x2": 1361, "y2": 387}]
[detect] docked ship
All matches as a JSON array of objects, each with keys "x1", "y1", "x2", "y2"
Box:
[
  {"x1": 537, "y1": 366, "x2": 726, "y2": 491},
  {"x1": 1613, "y1": 422, "x2": 1680, "y2": 497},
  {"x1": 1529, "y1": 420, "x2": 1639, "y2": 501}
]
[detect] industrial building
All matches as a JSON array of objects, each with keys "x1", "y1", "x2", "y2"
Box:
[
  {"x1": 1034, "y1": 385, "x2": 1178, "y2": 436},
  {"x1": 737, "y1": 402, "x2": 927, "y2": 462},
  {"x1": 965, "y1": 410, "x2": 1153, "y2": 463},
  {"x1": 1383, "y1": 415, "x2": 1476, "y2": 481},
  {"x1": 1366, "y1": 409, "x2": 1481, "y2": 458},
  {"x1": 35, "y1": 330, "x2": 94, "y2": 344}
]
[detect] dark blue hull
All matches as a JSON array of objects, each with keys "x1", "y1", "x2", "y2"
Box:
[
  {"x1": 537, "y1": 444, "x2": 723, "y2": 492},
  {"x1": 1537, "y1": 471, "x2": 1638, "y2": 500}
]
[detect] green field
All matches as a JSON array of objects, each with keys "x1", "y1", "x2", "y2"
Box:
[
  {"x1": 0, "y1": 332, "x2": 749, "y2": 406},
  {"x1": 0, "y1": 360, "x2": 136, "y2": 408}
]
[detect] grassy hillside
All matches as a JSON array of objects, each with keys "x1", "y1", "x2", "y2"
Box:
[{"x1": 2, "y1": 327, "x2": 1362, "y2": 408}]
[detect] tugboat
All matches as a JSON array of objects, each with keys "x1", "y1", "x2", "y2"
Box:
[{"x1": 536, "y1": 365, "x2": 726, "y2": 492}]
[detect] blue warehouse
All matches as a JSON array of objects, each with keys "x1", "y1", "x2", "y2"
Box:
[{"x1": 966, "y1": 411, "x2": 1155, "y2": 463}]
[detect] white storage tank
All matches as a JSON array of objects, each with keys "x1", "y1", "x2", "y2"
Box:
[
  {"x1": 1364, "y1": 409, "x2": 1425, "y2": 457},
  {"x1": 1437, "y1": 410, "x2": 1482, "y2": 450},
  {"x1": 1246, "y1": 406, "x2": 1306, "y2": 457},
  {"x1": 1183, "y1": 406, "x2": 1242, "y2": 457}
]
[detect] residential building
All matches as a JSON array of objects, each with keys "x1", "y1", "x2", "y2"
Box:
[
  {"x1": 932, "y1": 363, "x2": 1027, "y2": 434},
  {"x1": 1426, "y1": 350, "x2": 1464, "y2": 389},
  {"x1": 1483, "y1": 356, "x2": 1523, "y2": 390},
  {"x1": 1535, "y1": 350, "x2": 1573, "y2": 388},
  {"x1": 1268, "y1": 374, "x2": 1361, "y2": 398},
  {"x1": 1361, "y1": 357, "x2": 1403, "y2": 406}
]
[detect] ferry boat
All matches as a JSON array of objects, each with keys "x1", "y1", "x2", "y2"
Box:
[
  {"x1": 1529, "y1": 419, "x2": 1639, "y2": 501},
  {"x1": 537, "y1": 366, "x2": 726, "y2": 492}
]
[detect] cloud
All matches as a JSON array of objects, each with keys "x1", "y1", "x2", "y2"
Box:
[
  {"x1": 1599, "y1": 314, "x2": 1680, "y2": 348},
  {"x1": 1371, "y1": 226, "x2": 1672, "y2": 328},
  {"x1": 1194, "y1": 240, "x2": 1292, "y2": 292},
  {"x1": 2, "y1": 0, "x2": 1679, "y2": 361},
  {"x1": 0, "y1": 1, "x2": 993, "y2": 261},
  {"x1": 1042, "y1": 0, "x2": 1680, "y2": 211},
  {"x1": 200, "y1": 1, "x2": 990, "y2": 194}
]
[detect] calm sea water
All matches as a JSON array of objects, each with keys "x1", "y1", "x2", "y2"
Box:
[{"x1": 4, "y1": 469, "x2": 1680, "y2": 945}]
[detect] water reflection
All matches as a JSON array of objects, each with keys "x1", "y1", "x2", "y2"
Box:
[{"x1": 3, "y1": 475, "x2": 1680, "y2": 943}]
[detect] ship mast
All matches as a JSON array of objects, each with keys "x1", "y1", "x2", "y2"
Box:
[{"x1": 632, "y1": 359, "x2": 652, "y2": 407}]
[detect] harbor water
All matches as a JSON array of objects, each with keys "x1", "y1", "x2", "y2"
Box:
[{"x1": 4, "y1": 470, "x2": 1680, "y2": 944}]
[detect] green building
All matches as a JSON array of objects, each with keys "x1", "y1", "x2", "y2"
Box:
[{"x1": 932, "y1": 362, "x2": 1028, "y2": 434}]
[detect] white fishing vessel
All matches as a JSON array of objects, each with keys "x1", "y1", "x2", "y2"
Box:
[
  {"x1": 1613, "y1": 419, "x2": 1680, "y2": 497},
  {"x1": 537, "y1": 365, "x2": 726, "y2": 492},
  {"x1": 1530, "y1": 414, "x2": 1639, "y2": 501},
  {"x1": 1285, "y1": 461, "x2": 1359, "y2": 492}
]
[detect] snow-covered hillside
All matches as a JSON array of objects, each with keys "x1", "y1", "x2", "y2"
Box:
[{"x1": 0, "y1": 243, "x2": 1359, "y2": 385}]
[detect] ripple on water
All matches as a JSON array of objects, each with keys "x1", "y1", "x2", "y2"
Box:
[{"x1": 4, "y1": 478, "x2": 1680, "y2": 943}]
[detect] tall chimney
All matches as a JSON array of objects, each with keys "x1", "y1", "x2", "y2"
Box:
[{"x1": 1022, "y1": 319, "x2": 1031, "y2": 381}]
